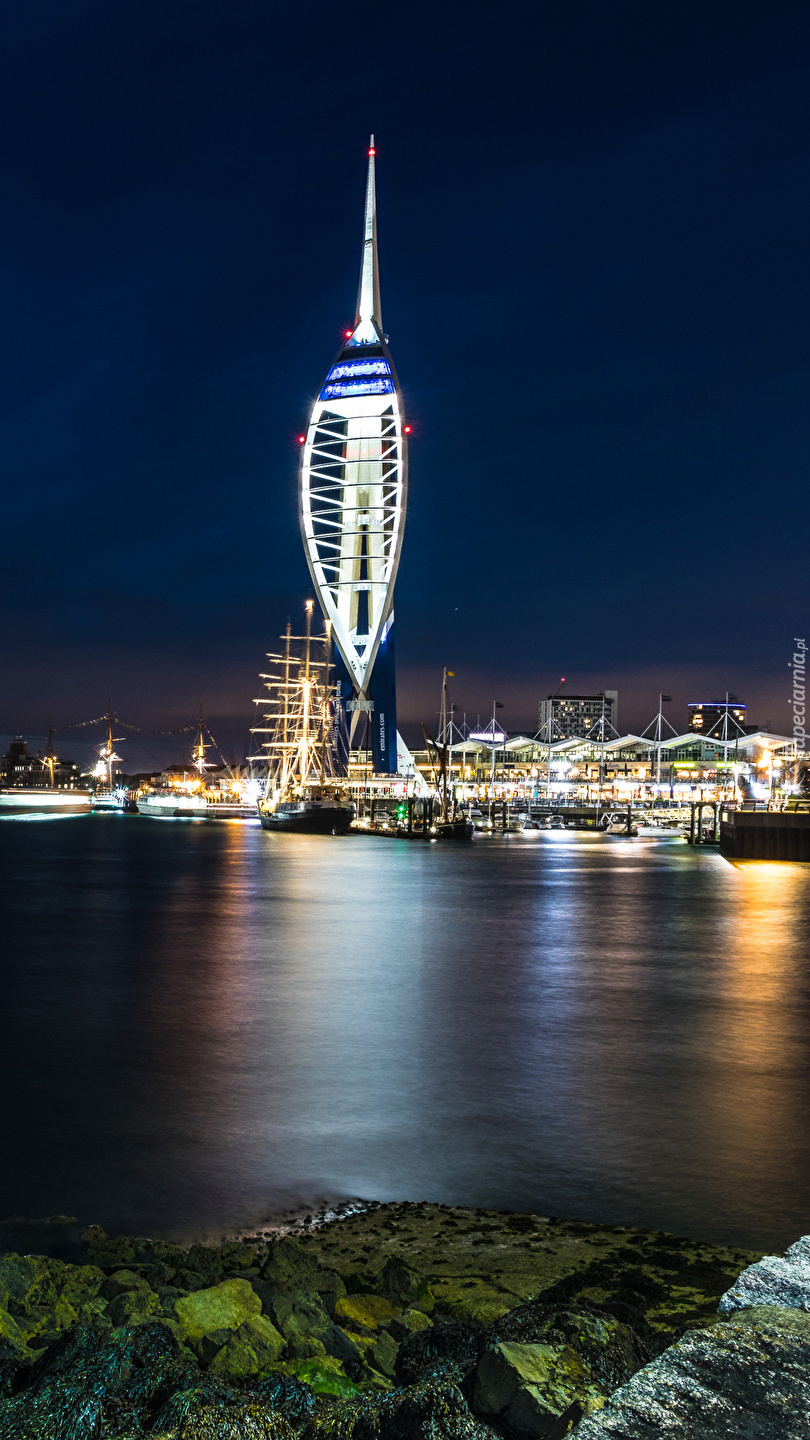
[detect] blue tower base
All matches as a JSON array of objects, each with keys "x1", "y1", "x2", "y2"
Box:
[
  {"x1": 332, "y1": 624, "x2": 398, "y2": 776},
  {"x1": 369, "y1": 621, "x2": 397, "y2": 775}
]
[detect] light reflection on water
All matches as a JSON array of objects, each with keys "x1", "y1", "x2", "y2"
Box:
[{"x1": 1, "y1": 817, "x2": 809, "y2": 1248}]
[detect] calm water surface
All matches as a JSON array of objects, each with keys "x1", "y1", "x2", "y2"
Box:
[{"x1": 2, "y1": 814, "x2": 810, "y2": 1250}]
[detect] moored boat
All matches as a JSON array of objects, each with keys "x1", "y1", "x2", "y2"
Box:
[
  {"x1": 258, "y1": 794, "x2": 353, "y2": 834},
  {"x1": 434, "y1": 816, "x2": 474, "y2": 841},
  {"x1": 420, "y1": 669, "x2": 474, "y2": 841},
  {"x1": 136, "y1": 792, "x2": 208, "y2": 819},
  {"x1": 251, "y1": 602, "x2": 354, "y2": 836}
]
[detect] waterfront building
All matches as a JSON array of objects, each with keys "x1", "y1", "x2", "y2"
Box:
[
  {"x1": 0, "y1": 735, "x2": 83, "y2": 790},
  {"x1": 299, "y1": 138, "x2": 407, "y2": 775},
  {"x1": 409, "y1": 728, "x2": 800, "y2": 806},
  {"x1": 537, "y1": 691, "x2": 618, "y2": 740}
]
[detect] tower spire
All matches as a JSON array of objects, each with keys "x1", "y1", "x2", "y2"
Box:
[{"x1": 352, "y1": 134, "x2": 382, "y2": 343}]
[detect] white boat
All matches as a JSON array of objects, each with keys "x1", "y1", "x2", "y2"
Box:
[
  {"x1": 0, "y1": 788, "x2": 91, "y2": 813},
  {"x1": 137, "y1": 792, "x2": 207, "y2": 819}
]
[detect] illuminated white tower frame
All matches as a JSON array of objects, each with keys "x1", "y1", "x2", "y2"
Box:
[{"x1": 299, "y1": 138, "x2": 407, "y2": 769}]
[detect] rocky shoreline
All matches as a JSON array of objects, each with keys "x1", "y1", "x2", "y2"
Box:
[{"x1": 0, "y1": 1202, "x2": 805, "y2": 1437}]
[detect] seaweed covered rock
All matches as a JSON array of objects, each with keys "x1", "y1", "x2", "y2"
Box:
[
  {"x1": 301, "y1": 1373, "x2": 500, "y2": 1440},
  {"x1": 0, "y1": 1321, "x2": 201, "y2": 1438},
  {"x1": 524, "y1": 1234, "x2": 752, "y2": 1342},
  {"x1": 0, "y1": 1376, "x2": 105, "y2": 1439},
  {"x1": 574, "y1": 1313, "x2": 810, "y2": 1439},
  {"x1": 252, "y1": 1370, "x2": 322, "y2": 1426},
  {"x1": 153, "y1": 1376, "x2": 295, "y2": 1439},
  {"x1": 0, "y1": 1253, "x2": 60, "y2": 1311},
  {"x1": 395, "y1": 1320, "x2": 478, "y2": 1386},
  {"x1": 0, "y1": 1355, "x2": 25, "y2": 1401}
]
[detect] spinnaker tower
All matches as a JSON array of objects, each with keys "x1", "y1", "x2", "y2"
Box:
[{"x1": 299, "y1": 136, "x2": 407, "y2": 774}]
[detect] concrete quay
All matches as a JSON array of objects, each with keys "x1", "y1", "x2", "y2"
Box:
[{"x1": 720, "y1": 804, "x2": 810, "y2": 860}]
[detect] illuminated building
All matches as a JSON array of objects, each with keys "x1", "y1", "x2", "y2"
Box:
[
  {"x1": 299, "y1": 137, "x2": 406, "y2": 774},
  {"x1": 687, "y1": 701, "x2": 751, "y2": 735},
  {"x1": 537, "y1": 691, "x2": 618, "y2": 741},
  {"x1": 0, "y1": 735, "x2": 82, "y2": 790}
]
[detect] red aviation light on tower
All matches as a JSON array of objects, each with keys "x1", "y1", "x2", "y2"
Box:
[{"x1": 404, "y1": 425, "x2": 411, "y2": 434}]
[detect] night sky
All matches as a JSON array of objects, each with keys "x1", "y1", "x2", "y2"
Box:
[{"x1": 2, "y1": 1, "x2": 809, "y2": 760}]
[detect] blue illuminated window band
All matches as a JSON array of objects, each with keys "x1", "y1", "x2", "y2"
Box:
[
  {"x1": 319, "y1": 378, "x2": 395, "y2": 400},
  {"x1": 327, "y1": 359, "x2": 391, "y2": 381}
]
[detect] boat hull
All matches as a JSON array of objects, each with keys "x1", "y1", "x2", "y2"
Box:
[
  {"x1": 259, "y1": 805, "x2": 352, "y2": 835},
  {"x1": 137, "y1": 797, "x2": 207, "y2": 819},
  {"x1": 434, "y1": 819, "x2": 475, "y2": 841}
]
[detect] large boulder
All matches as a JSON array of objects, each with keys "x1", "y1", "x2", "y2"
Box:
[
  {"x1": 271, "y1": 1290, "x2": 333, "y2": 1344},
  {"x1": 101, "y1": 1268, "x2": 153, "y2": 1300},
  {"x1": 81, "y1": 1225, "x2": 136, "y2": 1269},
  {"x1": 486, "y1": 1304, "x2": 644, "y2": 1393},
  {"x1": 334, "y1": 1293, "x2": 399, "y2": 1335},
  {"x1": 369, "y1": 1329, "x2": 399, "y2": 1378},
  {"x1": 18, "y1": 1294, "x2": 80, "y2": 1350},
  {"x1": 0, "y1": 1306, "x2": 31, "y2": 1360},
  {"x1": 718, "y1": 1234, "x2": 810, "y2": 1314},
  {"x1": 221, "y1": 1241, "x2": 261, "y2": 1273},
  {"x1": 473, "y1": 1340, "x2": 605, "y2": 1438},
  {"x1": 0, "y1": 1254, "x2": 59, "y2": 1315},
  {"x1": 58, "y1": 1264, "x2": 104, "y2": 1311},
  {"x1": 108, "y1": 1287, "x2": 160, "y2": 1327},
  {"x1": 430, "y1": 1277, "x2": 515, "y2": 1329},
  {"x1": 574, "y1": 1312, "x2": 810, "y2": 1439},
  {"x1": 261, "y1": 1241, "x2": 346, "y2": 1313},
  {"x1": 185, "y1": 1243, "x2": 224, "y2": 1286},
  {"x1": 174, "y1": 1277, "x2": 262, "y2": 1344},
  {"x1": 207, "y1": 1314, "x2": 285, "y2": 1378},
  {"x1": 379, "y1": 1258, "x2": 435, "y2": 1313}
]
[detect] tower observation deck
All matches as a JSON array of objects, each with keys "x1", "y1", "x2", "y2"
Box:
[{"x1": 299, "y1": 137, "x2": 407, "y2": 775}]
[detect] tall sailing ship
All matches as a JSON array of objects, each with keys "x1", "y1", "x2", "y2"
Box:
[{"x1": 251, "y1": 602, "x2": 354, "y2": 835}]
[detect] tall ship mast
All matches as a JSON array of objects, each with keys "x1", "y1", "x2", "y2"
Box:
[
  {"x1": 90, "y1": 703, "x2": 128, "y2": 810},
  {"x1": 251, "y1": 602, "x2": 353, "y2": 834},
  {"x1": 299, "y1": 137, "x2": 407, "y2": 776}
]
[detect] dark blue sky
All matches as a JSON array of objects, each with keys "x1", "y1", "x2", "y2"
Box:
[{"x1": 2, "y1": 0, "x2": 808, "y2": 756}]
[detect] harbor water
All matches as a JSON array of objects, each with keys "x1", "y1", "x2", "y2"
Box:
[{"x1": 2, "y1": 813, "x2": 809, "y2": 1251}]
